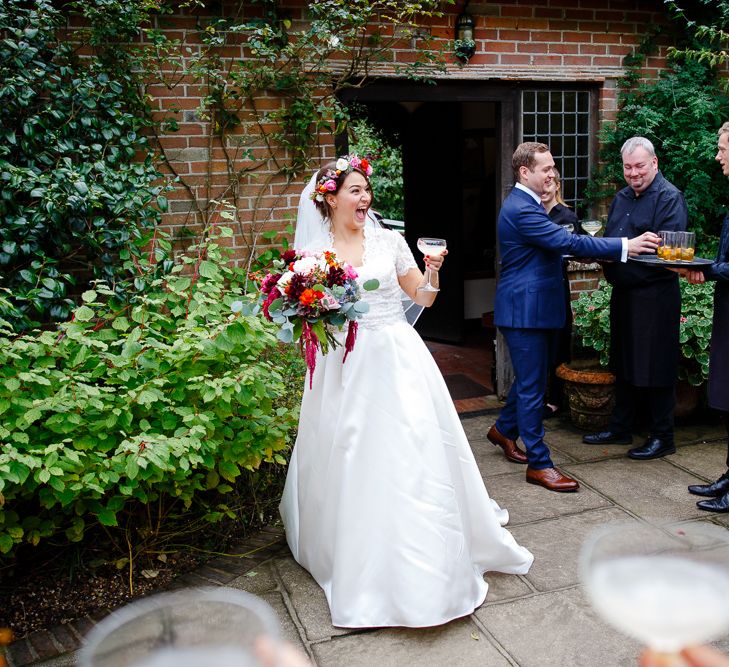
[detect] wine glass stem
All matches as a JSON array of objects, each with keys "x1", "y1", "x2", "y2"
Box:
[{"x1": 425, "y1": 267, "x2": 432, "y2": 288}]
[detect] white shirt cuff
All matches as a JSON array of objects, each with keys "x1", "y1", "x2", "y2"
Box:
[{"x1": 620, "y1": 238, "x2": 628, "y2": 262}]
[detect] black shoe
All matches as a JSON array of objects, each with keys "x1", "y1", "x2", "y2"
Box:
[
  {"x1": 697, "y1": 490, "x2": 729, "y2": 513},
  {"x1": 582, "y1": 430, "x2": 633, "y2": 445},
  {"x1": 627, "y1": 437, "x2": 676, "y2": 460},
  {"x1": 688, "y1": 473, "x2": 729, "y2": 498}
]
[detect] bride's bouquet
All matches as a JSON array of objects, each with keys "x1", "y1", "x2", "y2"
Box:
[{"x1": 253, "y1": 249, "x2": 378, "y2": 387}]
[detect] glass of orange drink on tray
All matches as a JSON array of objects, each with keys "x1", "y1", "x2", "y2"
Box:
[
  {"x1": 679, "y1": 231, "x2": 695, "y2": 262},
  {"x1": 658, "y1": 231, "x2": 676, "y2": 261}
]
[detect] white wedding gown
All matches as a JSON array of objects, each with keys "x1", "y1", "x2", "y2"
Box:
[{"x1": 279, "y1": 226, "x2": 533, "y2": 628}]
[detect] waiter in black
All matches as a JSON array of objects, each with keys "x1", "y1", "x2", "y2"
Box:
[
  {"x1": 680, "y1": 122, "x2": 729, "y2": 511},
  {"x1": 583, "y1": 136, "x2": 687, "y2": 459}
]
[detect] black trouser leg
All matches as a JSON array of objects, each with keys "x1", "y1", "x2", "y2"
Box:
[
  {"x1": 608, "y1": 379, "x2": 635, "y2": 435},
  {"x1": 722, "y1": 411, "x2": 729, "y2": 470},
  {"x1": 648, "y1": 385, "x2": 675, "y2": 441}
]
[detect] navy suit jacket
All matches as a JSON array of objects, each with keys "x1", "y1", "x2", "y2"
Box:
[{"x1": 495, "y1": 187, "x2": 623, "y2": 329}]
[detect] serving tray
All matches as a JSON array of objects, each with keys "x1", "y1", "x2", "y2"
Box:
[{"x1": 629, "y1": 255, "x2": 713, "y2": 268}]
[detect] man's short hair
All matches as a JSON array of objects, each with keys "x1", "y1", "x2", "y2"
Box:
[
  {"x1": 719, "y1": 122, "x2": 729, "y2": 137},
  {"x1": 512, "y1": 142, "x2": 550, "y2": 181},
  {"x1": 621, "y1": 136, "x2": 656, "y2": 158}
]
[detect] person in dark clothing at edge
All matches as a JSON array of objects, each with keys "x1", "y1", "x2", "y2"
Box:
[
  {"x1": 583, "y1": 136, "x2": 688, "y2": 460},
  {"x1": 676, "y1": 121, "x2": 729, "y2": 512}
]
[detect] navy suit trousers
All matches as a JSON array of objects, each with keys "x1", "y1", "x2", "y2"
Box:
[{"x1": 495, "y1": 327, "x2": 554, "y2": 469}]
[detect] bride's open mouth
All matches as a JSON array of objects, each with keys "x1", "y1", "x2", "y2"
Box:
[{"x1": 355, "y1": 207, "x2": 368, "y2": 222}]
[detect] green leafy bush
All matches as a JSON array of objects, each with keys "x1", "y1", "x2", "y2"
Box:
[
  {"x1": 586, "y1": 58, "x2": 729, "y2": 256},
  {"x1": 572, "y1": 278, "x2": 715, "y2": 385},
  {"x1": 0, "y1": 226, "x2": 302, "y2": 559},
  {"x1": 0, "y1": 0, "x2": 166, "y2": 331}
]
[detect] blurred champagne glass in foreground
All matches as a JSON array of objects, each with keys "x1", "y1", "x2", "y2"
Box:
[
  {"x1": 78, "y1": 588, "x2": 280, "y2": 667},
  {"x1": 581, "y1": 522, "x2": 729, "y2": 659}
]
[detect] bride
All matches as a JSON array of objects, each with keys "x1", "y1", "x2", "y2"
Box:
[{"x1": 279, "y1": 155, "x2": 533, "y2": 628}]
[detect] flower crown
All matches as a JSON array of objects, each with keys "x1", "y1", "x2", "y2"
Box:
[{"x1": 310, "y1": 154, "x2": 374, "y2": 202}]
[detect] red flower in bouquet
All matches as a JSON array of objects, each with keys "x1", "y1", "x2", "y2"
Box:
[{"x1": 252, "y1": 250, "x2": 379, "y2": 388}]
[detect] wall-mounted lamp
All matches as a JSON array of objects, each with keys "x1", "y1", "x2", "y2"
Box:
[{"x1": 455, "y1": 3, "x2": 476, "y2": 63}]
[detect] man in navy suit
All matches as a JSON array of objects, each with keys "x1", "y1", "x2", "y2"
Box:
[{"x1": 487, "y1": 142, "x2": 660, "y2": 492}]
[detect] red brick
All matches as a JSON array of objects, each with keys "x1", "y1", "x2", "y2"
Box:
[
  {"x1": 27, "y1": 630, "x2": 61, "y2": 661},
  {"x1": 592, "y1": 33, "x2": 622, "y2": 44},
  {"x1": 549, "y1": 42, "x2": 579, "y2": 54},
  {"x1": 499, "y1": 54, "x2": 535, "y2": 65},
  {"x1": 529, "y1": 30, "x2": 563, "y2": 42},
  {"x1": 593, "y1": 56, "x2": 623, "y2": 67},
  {"x1": 549, "y1": 15, "x2": 579, "y2": 30},
  {"x1": 561, "y1": 30, "x2": 586, "y2": 42},
  {"x1": 563, "y1": 55, "x2": 594, "y2": 67},
  {"x1": 484, "y1": 41, "x2": 517, "y2": 53},
  {"x1": 7, "y1": 639, "x2": 36, "y2": 666},
  {"x1": 595, "y1": 10, "x2": 627, "y2": 21},
  {"x1": 501, "y1": 5, "x2": 535, "y2": 18},
  {"x1": 608, "y1": 44, "x2": 633, "y2": 56},
  {"x1": 467, "y1": 53, "x2": 500, "y2": 65},
  {"x1": 580, "y1": 44, "x2": 607, "y2": 55},
  {"x1": 483, "y1": 17, "x2": 519, "y2": 29},
  {"x1": 499, "y1": 29, "x2": 529, "y2": 41},
  {"x1": 518, "y1": 42, "x2": 551, "y2": 54}
]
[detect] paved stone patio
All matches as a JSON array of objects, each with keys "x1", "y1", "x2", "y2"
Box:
[{"x1": 10, "y1": 409, "x2": 729, "y2": 666}]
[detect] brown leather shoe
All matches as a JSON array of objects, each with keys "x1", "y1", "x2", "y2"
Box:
[
  {"x1": 487, "y1": 425, "x2": 528, "y2": 464},
  {"x1": 526, "y1": 467, "x2": 579, "y2": 492}
]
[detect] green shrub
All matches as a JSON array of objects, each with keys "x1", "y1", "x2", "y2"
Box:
[
  {"x1": 572, "y1": 278, "x2": 715, "y2": 385},
  {"x1": 586, "y1": 58, "x2": 729, "y2": 256},
  {"x1": 0, "y1": 226, "x2": 302, "y2": 559},
  {"x1": 0, "y1": 0, "x2": 166, "y2": 331}
]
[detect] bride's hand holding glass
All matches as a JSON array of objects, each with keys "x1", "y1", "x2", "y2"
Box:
[{"x1": 417, "y1": 237, "x2": 447, "y2": 293}]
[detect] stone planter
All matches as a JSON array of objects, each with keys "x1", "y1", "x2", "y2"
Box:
[
  {"x1": 556, "y1": 361, "x2": 616, "y2": 430},
  {"x1": 674, "y1": 379, "x2": 702, "y2": 420}
]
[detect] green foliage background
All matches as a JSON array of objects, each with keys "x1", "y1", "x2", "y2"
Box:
[
  {"x1": 573, "y1": 279, "x2": 715, "y2": 386},
  {"x1": 586, "y1": 58, "x2": 729, "y2": 256},
  {"x1": 0, "y1": 0, "x2": 167, "y2": 331},
  {"x1": 0, "y1": 226, "x2": 303, "y2": 560}
]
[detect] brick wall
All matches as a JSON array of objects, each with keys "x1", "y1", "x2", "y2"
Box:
[{"x1": 68, "y1": 0, "x2": 672, "y2": 269}]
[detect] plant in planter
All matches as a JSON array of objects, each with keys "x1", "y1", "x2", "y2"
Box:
[{"x1": 563, "y1": 278, "x2": 715, "y2": 426}]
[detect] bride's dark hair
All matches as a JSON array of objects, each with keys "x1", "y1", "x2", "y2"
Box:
[{"x1": 312, "y1": 163, "x2": 374, "y2": 219}]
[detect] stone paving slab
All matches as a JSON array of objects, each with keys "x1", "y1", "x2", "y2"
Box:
[
  {"x1": 229, "y1": 560, "x2": 279, "y2": 596},
  {"x1": 482, "y1": 572, "x2": 534, "y2": 604},
  {"x1": 509, "y1": 507, "x2": 635, "y2": 592},
  {"x1": 311, "y1": 618, "x2": 512, "y2": 667},
  {"x1": 673, "y1": 420, "x2": 727, "y2": 446},
  {"x1": 666, "y1": 440, "x2": 729, "y2": 481},
  {"x1": 483, "y1": 471, "x2": 613, "y2": 526},
  {"x1": 260, "y1": 591, "x2": 309, "y2": 657},
  {"x1": 273, "y1": 557, "x2": 351, "y2": 643},
  {"x1": 562, "y1": 457, "x2": 708, "y2": 521},
  {"x1": 475, "y1": 587, "x2": 642, "y2": 667},
  {"x1": 547, "y1": 428, "x2": 634, "y2": 462}
]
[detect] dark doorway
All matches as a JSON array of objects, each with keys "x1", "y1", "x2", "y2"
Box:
[{"x1": 346, "y1": 98, "x2": 501, "y2": 344}]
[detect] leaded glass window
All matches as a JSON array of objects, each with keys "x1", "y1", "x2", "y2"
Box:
[{"x1": 521, "y1": 90, "x2": 591, "y2": 210}]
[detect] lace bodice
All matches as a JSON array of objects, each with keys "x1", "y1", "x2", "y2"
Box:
[{"x1": 307, "y1": 226, "x2": 418, "y2": 330}]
